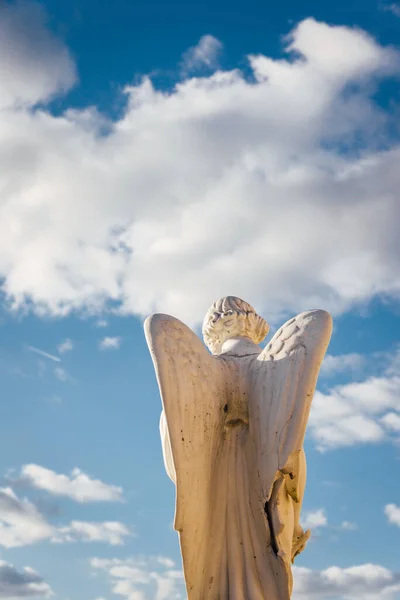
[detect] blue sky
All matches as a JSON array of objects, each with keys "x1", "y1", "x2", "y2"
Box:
[{"x1": 0, "y1": 0, "x2": 399, "y2": 598}]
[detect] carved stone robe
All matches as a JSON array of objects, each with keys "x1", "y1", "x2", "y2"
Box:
[{"x1": 145, "y1": 309, "x2": 332, "y2": 600}]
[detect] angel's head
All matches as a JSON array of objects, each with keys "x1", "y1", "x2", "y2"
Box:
[{"x1": 202, "y1": 296, "x2": 270, "y2": 355}]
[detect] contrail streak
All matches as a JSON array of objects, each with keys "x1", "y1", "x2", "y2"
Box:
[{"x1": 27, "y1": 345, "x2": 61, "y2": 363}]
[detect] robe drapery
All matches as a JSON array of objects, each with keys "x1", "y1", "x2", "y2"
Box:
[{"x1": 145, "y1": 309, "x2": 332, "y2": 600}]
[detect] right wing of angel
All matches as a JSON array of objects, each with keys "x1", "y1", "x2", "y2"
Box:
[
  {"x1": 249, "y1": 309, "x2": 332, "y2": 574},
  {"x1": 250, "y1": 309, "x2": 332, "y2": 502},
  {"x1": 144, "y1": 314, "x2": 226, "y2": 590}
]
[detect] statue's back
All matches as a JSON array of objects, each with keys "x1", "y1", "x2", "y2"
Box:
[{"x1": 145, "y1": 303, "x2": 332, "y2": 600}]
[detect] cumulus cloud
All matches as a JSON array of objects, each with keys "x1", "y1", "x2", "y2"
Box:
[
  {"x1": 383, "y1": 2, "x2": 400, "y2": 17},
  {"x1": 95, "y1": 319, "x2": 108, "y2": 328},
  {"x1": 320, "y1": 353, "x2": 365, "y2": 377},
  {"x1": 302, "y1": 508, "x2": 328, "y2": 530},
  {"x1": 0, "y1": 486, "x2": 129, "y2": 549},
  {"x1": 54, "y1": 366, "x2": 69, "y2": 381},
  {"x1": 293, "y1": 563, "x2": 400, "y2": 599},
  {"x1": 0, "y1": 560, "x2": 52, "y2": 598},
  {"x1": 0, "y1": 0, "x2": 76, "y2": 108},
  {"x1": 57, "y1": 338, "x2": 73, "y2": 354},
  {"x1": 99, "y1": 336, "x2": 122, "y2": 350},
  {"x1": 181, "y1": 34, "x2": 223, "y2": 73},
  {"x1": 16, "y1": 465, "x2": 123, "y2": 502},
  {"x1": 92, "y1": 556, "x2": 400, "y2": 600},
  {"x1": 53, "y1": 521, "x2": 130, "y2": 545},
  {"x1": 384, "y1": 503, "x2": 400, "y2": 527},
  {"x1": 301, "y1": 510, "x2": 357, "y2": 535},
  {"x1": 0, "y1": 13, "x2": 399, "y2": 325},
  {"x1": 90, "y1": 556, "x2": 185, "y2": 600},
  {"x1": 310, "y1": 349, "x2": 400, "y2": 450},
  {"x1": 381, "y1": 412, "x2": 400, "y2": 432},
  {"x1": 0, "y1": 487, "x2": 53, "y2": 548},
  {"x1": 340, "y1": 521, "x2": 358, "y2": 531}
]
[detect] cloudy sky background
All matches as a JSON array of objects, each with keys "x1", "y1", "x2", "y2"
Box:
[{"x1": 0, "y1": 0, "x2": 399, "y2": 598}]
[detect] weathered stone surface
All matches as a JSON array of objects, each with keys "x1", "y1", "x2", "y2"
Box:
[{"x1": 145, "y1": 296, "x2": 332, "y2": 599}]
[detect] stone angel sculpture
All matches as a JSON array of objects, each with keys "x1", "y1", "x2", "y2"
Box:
[{"x1": 145, "y1": 296, "x2": 332, "y2": 600}]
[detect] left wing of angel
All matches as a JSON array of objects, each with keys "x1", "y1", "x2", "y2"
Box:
[{"x1": 144, "y1": 314, "x2": 227, "y2": 594}]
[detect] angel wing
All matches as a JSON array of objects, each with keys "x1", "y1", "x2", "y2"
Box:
[
  {"x1": 144, "y1": 314, "x2": 227, "y2": 592},
  {"x1": 248, "y1": 310, "x2": 332, "y2": 565}
]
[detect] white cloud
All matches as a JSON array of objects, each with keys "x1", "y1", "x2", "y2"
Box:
[
  {"x1": 57, "y1": 338, "x2": 73, "y2": 353},
  {"x1": 92, "y1": 556, "x2": 400, "y2": 600},
  {"x1": 95, "y1": 319, "x2": 108, "y2": 328},
  {"x1": 54, "y1": 366, "x2": 69, "y2": 381},
  {"x1": 340, "y1": 521, "x2": 358, "y2": 531},
  {"x1": 320, "y1": 353, "x2": 365, "y2": 377},
  {"x1": 384, "y1": 503, "x2": 400, "y2": 527},
  {"x1": 310, "y1": 351, "x2": 400, "y2": 450},
  {"x1": 302, "y1": 508, "x2": 328, "y2": 530},
  {"x1": 90, "y1": 556, "x2": 185, "y2": 600},
  {"x1": 0, "y1": 560, "x2": 52, "y2": 598},
  {"x1": 0, "y1": 487, "x2": 53, "y2": 548},
  {"x1": 284, "y1": 19, "x2": 398, "y2": 80},
  {"x1": 293, "y1": 563, "x2": 400, "y2": 599},
  {"x1": 381, "y1": 412, "x2": 400, "y2": 432},
  {"x1": 383, "y1": 2, "x2": 400, "y2": 17},
  {"x1": 0, "y1": 0, "x2": 76, "y2": 108},
  {"x1": 0, "y1": 14, "x2": 399, "y2": 325},
  {"x1": 53, "y1": 521, "x2": 131, "y2": 545},
  {"x1": 0, "y1": 484, "x2": 129, "y2": 550},
  {"x1": 99, "y1": 336, "x2": 122, "y2": 350},
  {"x1": 301, "y1": 510, "x2": 357, "y2": 535},
  {"x1": 17, "y1": 465, "x2": 123, "y2": 502},
  {"x1": 181, "y1": 34, "x2": 223, "y2": 73}
]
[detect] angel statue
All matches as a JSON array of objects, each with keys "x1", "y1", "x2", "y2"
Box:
[{"x1": 145, "y1": 296, "x2": 332, "y2": 600}]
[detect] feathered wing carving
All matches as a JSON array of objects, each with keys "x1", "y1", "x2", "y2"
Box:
[
  {"x1": 248, "y1": 309, "x2": 332, "y2": 569},
  {"x1": 144, "y1": 314, "x2": 227, "y2": 592}
]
